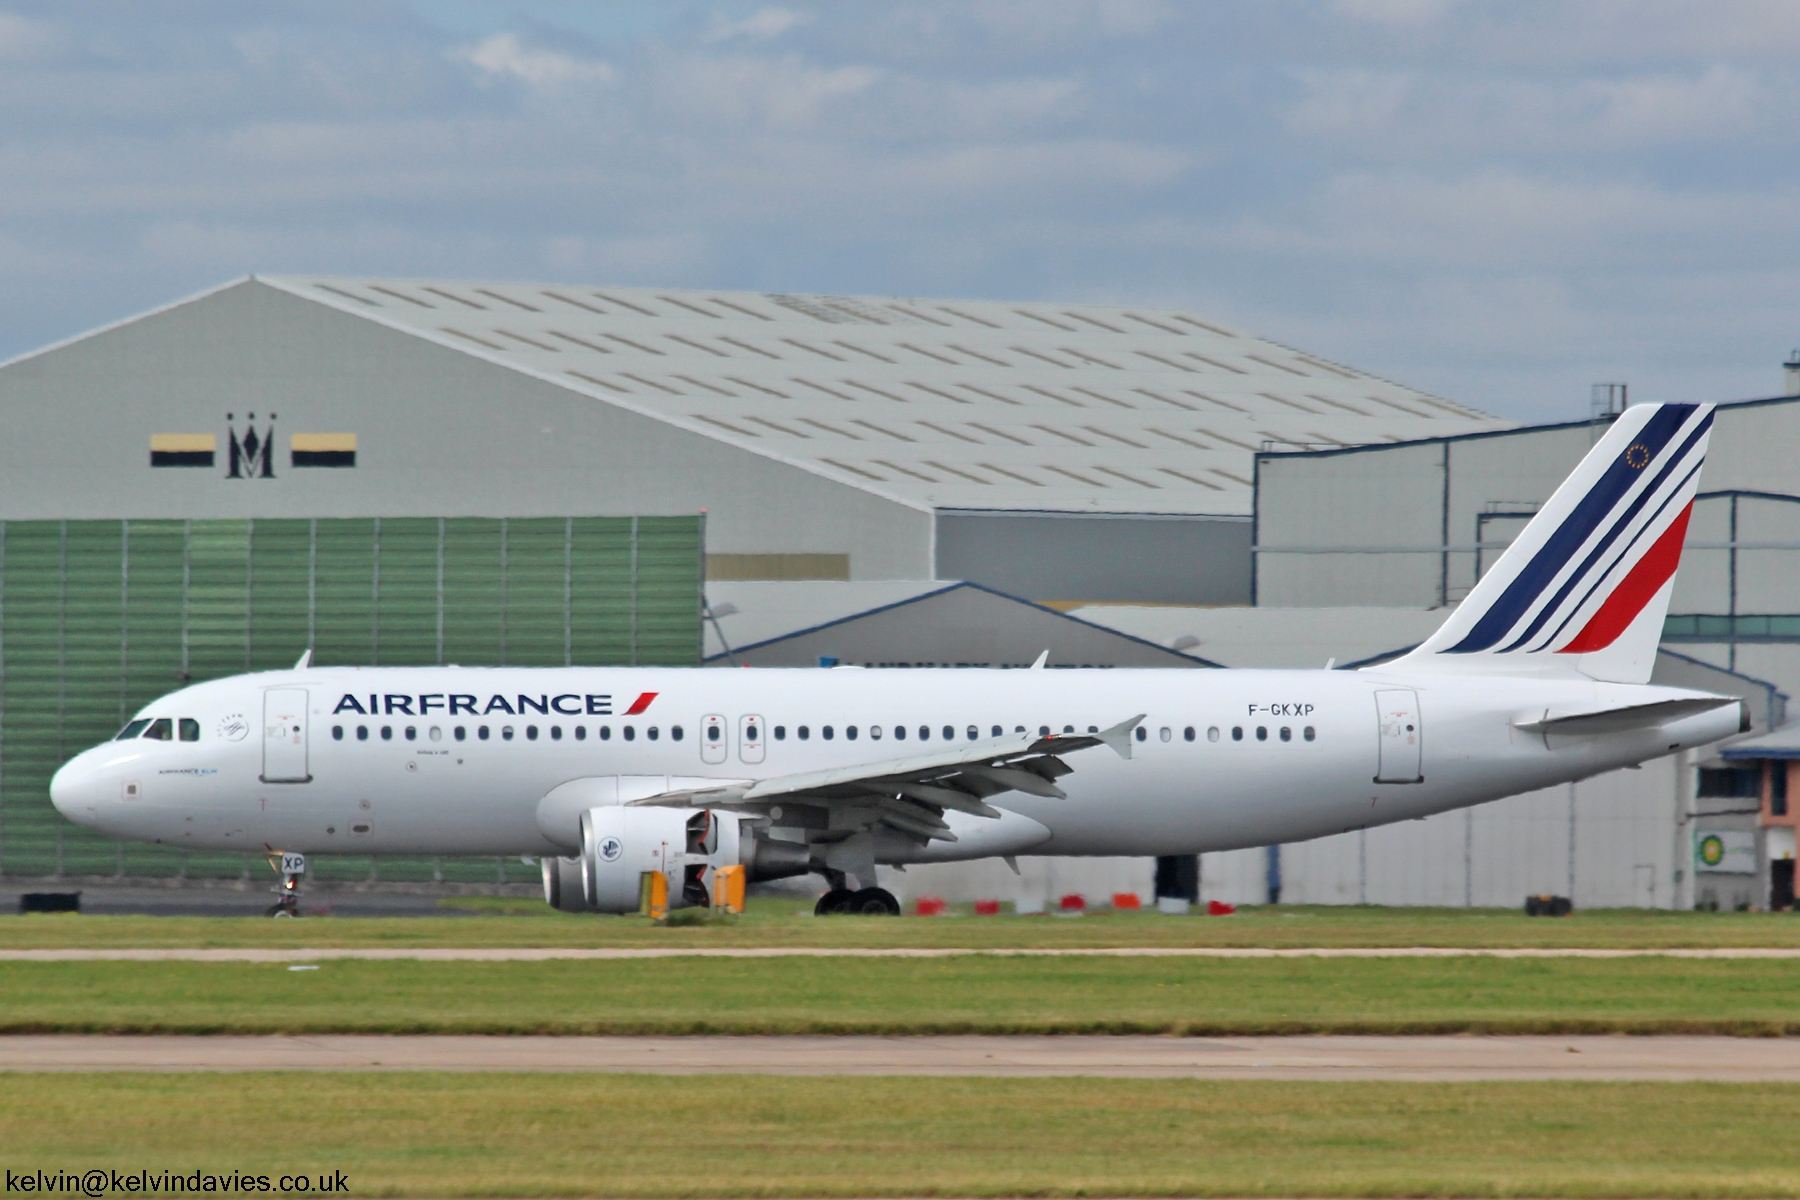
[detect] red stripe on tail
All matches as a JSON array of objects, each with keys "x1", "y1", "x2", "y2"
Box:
[{"x1": 1557, "y1": 503, "x2": 1692, "y2": 655}]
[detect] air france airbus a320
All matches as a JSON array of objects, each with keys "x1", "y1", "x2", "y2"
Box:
[{"x1": 51, "y1": 404, "x2": 1746, "y2": 915}]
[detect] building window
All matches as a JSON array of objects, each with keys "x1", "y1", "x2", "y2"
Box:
[
  {"x1": 1698, "y1": 767, "x2": 1762, "y2": 799},
  {"x1": 1774, "y1": 765, "x2": 1790, "y2": 817}
]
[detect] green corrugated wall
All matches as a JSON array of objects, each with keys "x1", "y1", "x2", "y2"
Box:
[{"x1": 0, "y1": 515, "x2": 702, "y2": 883}]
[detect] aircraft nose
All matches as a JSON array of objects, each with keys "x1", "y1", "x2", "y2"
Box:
[{"x1": 50, "y1": 753, "x2": 106, "y2": 830}]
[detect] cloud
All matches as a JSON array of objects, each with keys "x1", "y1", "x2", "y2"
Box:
[
  {"x1": 454, "y1": 33, "x2": 612, "y2": 89},
  {"x1": 703, "y1": 7, "x2": 806, "y2": 43},
  {"x1": 0, "y1": 11, "x2": 55, "y2": 60}
]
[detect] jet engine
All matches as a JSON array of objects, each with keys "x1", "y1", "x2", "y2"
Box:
[{"x1": 542, "y1": 805, "x2": 815, "y2": 913}]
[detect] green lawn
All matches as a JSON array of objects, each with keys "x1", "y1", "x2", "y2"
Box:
[
  {"x1": 4, "y1": 954, "x2": 1798, "y2": 1034},
  {"x1": 4, "y1": 1074, "x2": 1798, "y2": 1196},
  {"x1": 5, "y1": 900, "x2": 1800, "y2": 950}
]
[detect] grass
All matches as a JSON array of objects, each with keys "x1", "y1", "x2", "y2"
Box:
[
  {"x1": 4, "y1": 955, "x2": 1800, "y2": 1035},
  {"x1": 4, "y1": 1074, "x2": 1800, "y2": 1196},
  {"x1": 7, "y1": 901, "x2": 1800, "y2": 950}
]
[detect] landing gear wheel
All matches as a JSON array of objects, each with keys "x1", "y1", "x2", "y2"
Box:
[
  {"x1": 265, "y1": 900, "x2": 298, "y2": 918},
  {"x1": 851, "y1": 887, "x2": 901, "y2": 916},
  {"x1": 815, "y1": 888, "x2": 858, "y2": 916}
]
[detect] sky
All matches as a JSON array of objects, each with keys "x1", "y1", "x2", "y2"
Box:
[{"x1": 3, "y1": 0, "x2": 1798, "y2": 423}]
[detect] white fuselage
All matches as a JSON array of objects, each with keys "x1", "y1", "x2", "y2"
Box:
[{"x1": 50, "y1": 664, "x2": 1740, "y2": 861}]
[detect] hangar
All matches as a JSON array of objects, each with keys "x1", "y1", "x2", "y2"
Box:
[{"x1": 0, "y1": 275, "x2": 1502, "y2": 885}]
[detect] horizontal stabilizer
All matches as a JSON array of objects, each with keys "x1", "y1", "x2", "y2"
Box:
[{"x1": 1515, "y1": 696, "x2": 1743, "y2": 737}]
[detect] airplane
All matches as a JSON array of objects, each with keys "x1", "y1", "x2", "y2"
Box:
[{"x1": 51, "y1": 402, "x2": 1746, "y2": 915}]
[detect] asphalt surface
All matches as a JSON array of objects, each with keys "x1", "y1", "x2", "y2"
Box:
[
  {"x1": 2, "y1": 885, "x2": 502, "y2": 918},
  {"x1": 2, "y1": 1034, "x2": 1796, "y2": 1078}
]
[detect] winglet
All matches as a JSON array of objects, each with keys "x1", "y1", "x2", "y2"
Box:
[
  {"x1": 1098, "y1": 713, "x2": 1146, "y2": 760},
  {"x1": 1029, "y1": 650, "x2": 1048, "y2": 670},
  {"x1": 293, "y1": 649, "x2": 312, "y2": 670}
]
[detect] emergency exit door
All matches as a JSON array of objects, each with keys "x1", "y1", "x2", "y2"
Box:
[
  {"x1": 262, "y1": 688, "x2": 311, "y2": 783},
  {"x1": 1374, "y1": 688, "x2": 1422, "y2": 784}
]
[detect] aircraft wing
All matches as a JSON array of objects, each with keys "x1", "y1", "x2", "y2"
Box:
[{"x1": 627, "y1": 714, "x2": 1144, "y2": 843}]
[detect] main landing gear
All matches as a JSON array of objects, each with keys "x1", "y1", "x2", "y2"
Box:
[
  {"x1": 265, "y1": 851, "x2": 305, "y2": 918},
  {"x1": 815, "y1": 886, "x2": 901, "y2": 916}
]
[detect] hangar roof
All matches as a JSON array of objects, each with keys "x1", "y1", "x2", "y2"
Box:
[{"x1": 262, "y1": 275, "x2": 1510, "y2": 517}]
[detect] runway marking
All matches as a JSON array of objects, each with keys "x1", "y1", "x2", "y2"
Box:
[
  {"x1": 4, "y1": 1034, "x2": 1799, "y2": 1079},
  {"x1": 1, "y1": 946, "x2": 1798, "y2": 961}
]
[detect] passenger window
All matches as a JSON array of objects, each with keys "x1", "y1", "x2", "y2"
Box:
[
  {"x1": 600, "y1": 725, "x2": 611, "y2": 740},
  {"x1": 381, "y1": 726, "x2": 393, "y2": 741},
  {"x1": 1280, "y1": 727, "x2": 1291, "y2": 742},
  {"x1": 575, "y1": 726, "x2": 586, "y2": 741},
  {"x1": 1256, "y1": 726, "x2": 1268, "y2": 741},
  {"x1": 1206, "y1": 726, "x2": 1219, "y2": 742},
  {"x1": 405, "y1": 726, "x2": 417, "y2": 741},
  {"x1": 798, "y1": 725, "x2": 810, "y2": 740},
  {"x1": 648, "y1": 726, "x2": 660, "y2": 741},
  {"x1": 550, "y1": 726, "x2": 562, "y2": 741},
  {"x1": 1159, "y1": 727, "x2": 1172, "y2": 742},
  {"x1": 143, "y1": 719, "x2": 172, "y2": 741},
  {"x1": 967, "y1": 726, "x2": 978, "y2": 740},
  {"x1": 478, "y1": 725, "x2": 490, "y2": 740},
  {"x1": 942, "y1": 726, "x2": 953, "y2": 740},
  {"x1": 1184, "y1": 727, "x2": 1195, "y2": 742},
  {"x1": 845, "y1": 726, "x2": 857, "y2": 740},
  {"x1": 919, "y1": 726, "x2": 930, "y2": 741},
  {"x1": 991, "y1": 725, "x2": 1002, "y2": 737},
  {"x1": 773, "y1": 725, "x2": 785, "y2": 740},
  {"x1": 179, "y1": 718, "x2": 200, "y2": 742},
  {"x1": 501, "y1": 726, "x2": 514, "y2": 741},
  {"x1": 1304, "y1": 726, "x2": 1316, "y2": 742},
  {"x1": 526, "y1": 726, "x2": 539, "y2": 741},
  {"x1": 1038, "y1": 725, "x2": 1049, "y2": 736},
  {"x1": 671, "y1": 726, "x2": 683, "y2": 741},
  {"x1": 624, "y1": 726, "x2": 636, "y2": 741},
  {"x1": 869, "y1": 725, "x2": 882, "y2": 740},
  {"x1": 357, "y1": 725, "x2": 369, "y2": 741},
  {"x1": 455, "y1": 726, "x2": 466, "y2": 742},
  {"x1": 332, "y1": 725, "x2": 344, "y2": 741},
  {"x1": 1134, "y1": 727, "x2": 1147, "y2": 742},
  {"x1": 894, "y1": 726, "x2": 906, "y2": 740},
  {"x1": 822, "y1": 726, "x2": 834, "y2": 740},
  {"x1": 429, "y1": 726, "x2": 442, "y2": 742},
  {"x1": 116, "y1": 719, "x2": 152, "y2": 740},
  {"x1": 1015, "y1": 726, "x2": 1026, "y2": 733},
  {"x1": 1063, "y1": 725, "x2": 1074, "y2": 734},
  {"x1": 1231, "y1": 726, "x2": 1243, "y2": 741}
]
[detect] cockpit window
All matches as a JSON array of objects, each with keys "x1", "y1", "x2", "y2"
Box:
[
  {"x1": 178, "y1": 718, "x2": 200, "y2": 743},
  {"x1": 141, "y1": 718, "x2": 173, "y2": 741},
  {"x1": 115, "y1": 719, "x2": 152, "y2": 740}
]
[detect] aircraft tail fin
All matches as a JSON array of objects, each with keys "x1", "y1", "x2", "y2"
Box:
[{"x1": 1394, "y1": 403, "x2": 1714, "y2": 684}]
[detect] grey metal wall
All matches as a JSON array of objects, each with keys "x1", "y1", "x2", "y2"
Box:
[
  {"x1": 935, "y1": 511, "x2": 1252, "y2": 604},
  {"x1": 0, "y1": 280, "x2": 934, "y2": 580}
]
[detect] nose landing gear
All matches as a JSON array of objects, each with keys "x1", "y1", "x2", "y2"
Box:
[{"x1": 265, "y1": 851, "x2": 305, "y2": 917}]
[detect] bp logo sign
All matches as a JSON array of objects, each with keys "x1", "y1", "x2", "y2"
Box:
[
  {"x1": 599, "y1": 836, "x2": 624, "y2": 863},
  {"x1": 1693, "y1": 829, "x2": 1756, "y2": 874}
]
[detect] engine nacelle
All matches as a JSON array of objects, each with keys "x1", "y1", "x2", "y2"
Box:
[
  {"x1": 541, "y1": 854, "x2": 586, "y2": 912},
  {"x1": 545, "y1": 807, "x2": 817, "y2": 913},
  {"x1": 578, "y1": 805, "x2": 746, "y2": 914}
]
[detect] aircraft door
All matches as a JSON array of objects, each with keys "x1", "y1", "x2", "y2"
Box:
[
  {"x1": 262, "y1": 688, "x2": 311, "y2": 783},
  {"x1": 700, "y1": 714, "x2": 727, "y2": 765},
  {"x1": 1373, "y1": 689, "x2": 1422, "y2": 783},
  {"x1": 738, "y1": 714, "x2": 765, "y2": 764}
]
